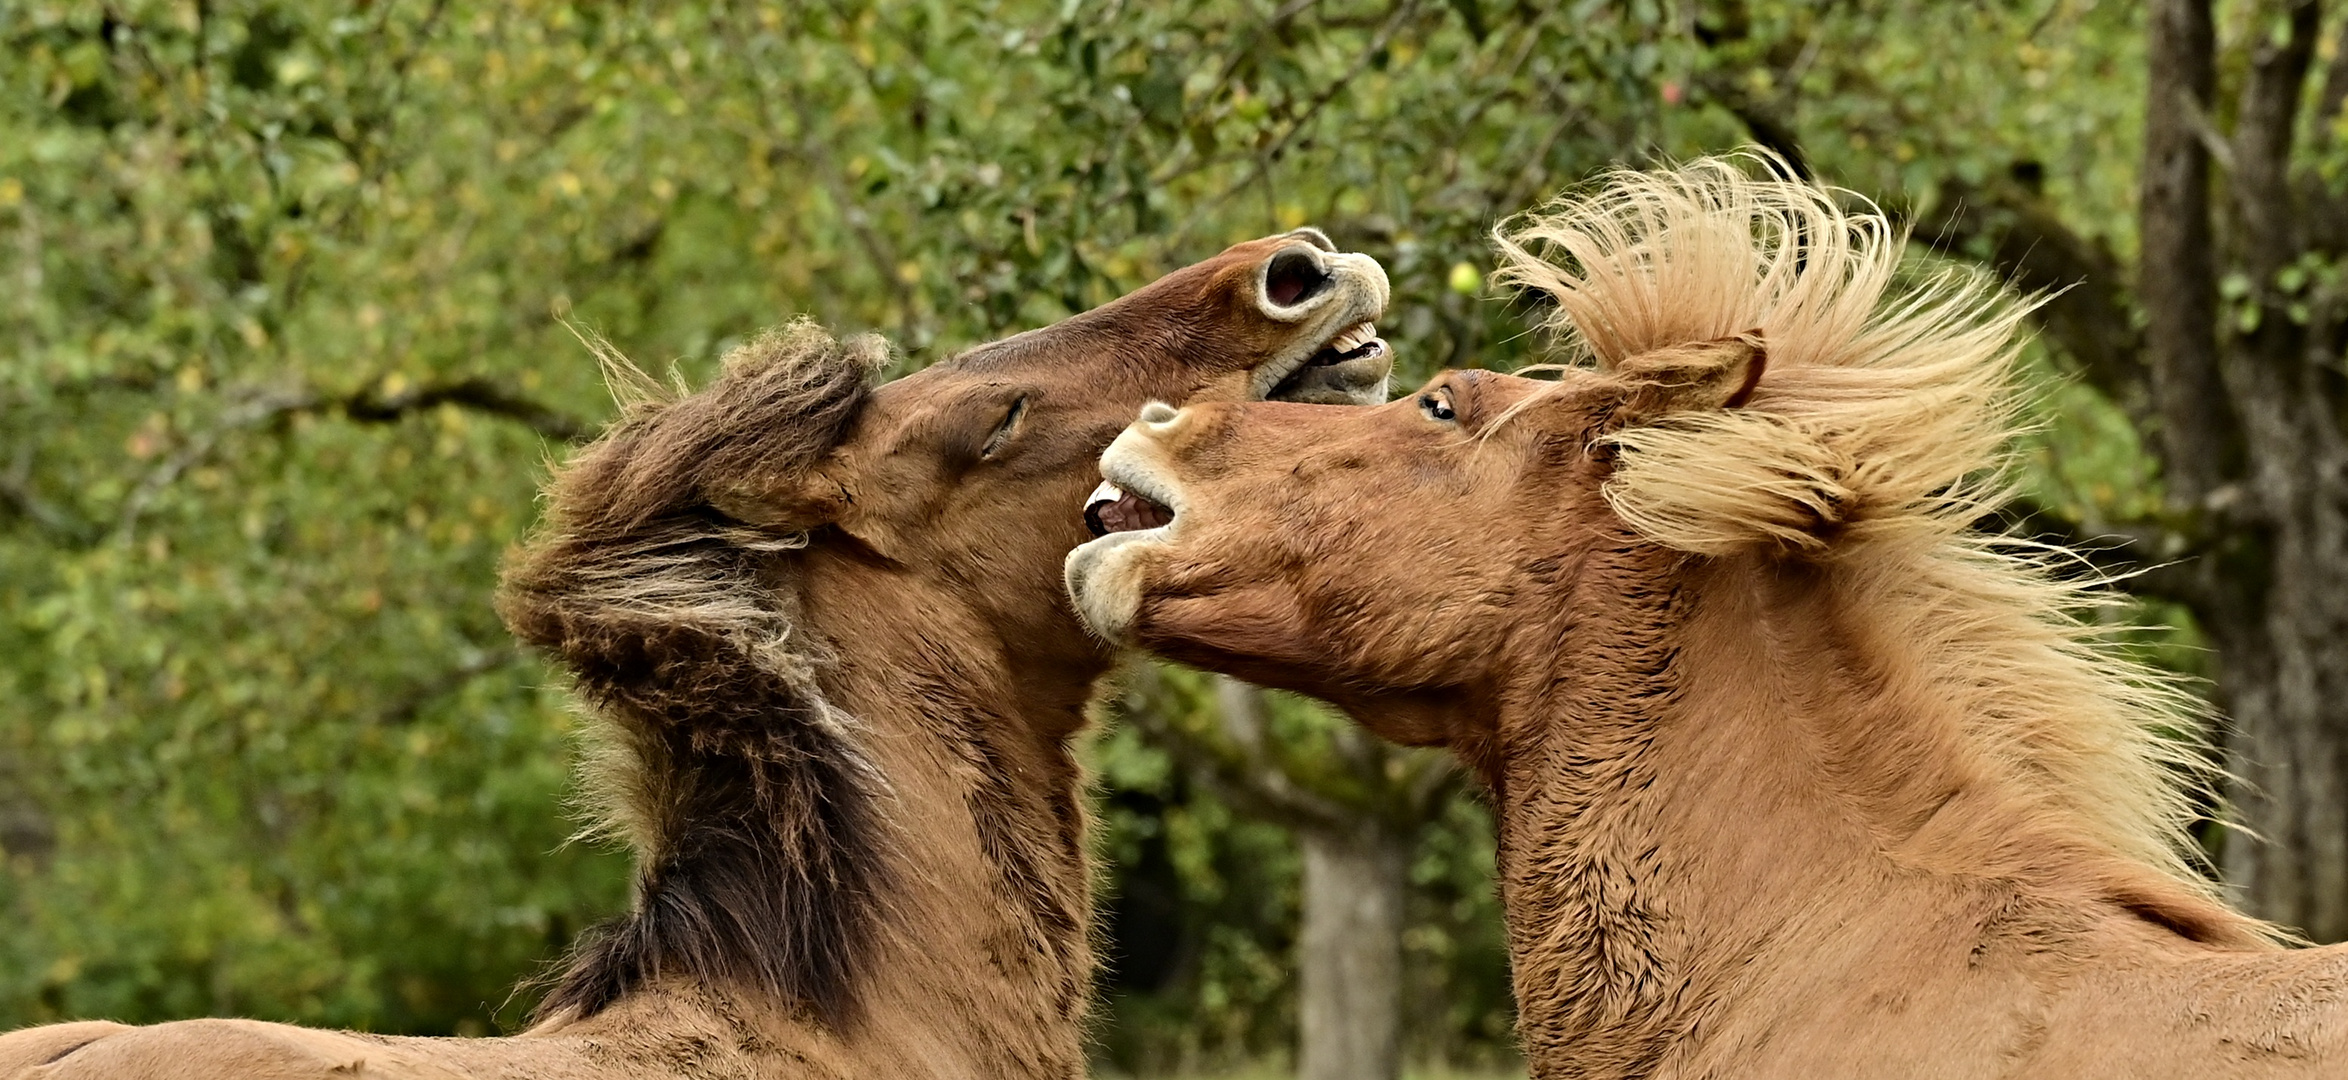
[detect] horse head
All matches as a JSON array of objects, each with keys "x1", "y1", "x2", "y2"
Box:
[{"x1": 495, "y1": 229, "x2": 1393, "y2": 1033}]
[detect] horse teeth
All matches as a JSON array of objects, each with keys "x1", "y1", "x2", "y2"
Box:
[{"x1": 1328, "y1": 321, "x2": 1378, "y2": 354}]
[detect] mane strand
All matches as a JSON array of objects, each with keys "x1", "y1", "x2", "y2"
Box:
[
  {"x1": 498, "y1": 319, "x2": 898, "y2": 1026},
  {"x1": 1493, "y1": 152, "x2": 2274, "y2": 942}
]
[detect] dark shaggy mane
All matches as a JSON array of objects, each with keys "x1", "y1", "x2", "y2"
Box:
[{"x1": 496, "y1": 321, "x2": 892, "y2": 1028}]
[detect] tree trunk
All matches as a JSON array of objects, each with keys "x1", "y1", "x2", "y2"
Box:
[
  {"x1": 2211, "y1": 359, "x2": 2348, "y2": 942},
  {"x1": 1138, "y1": 676, "x2": 1447, "y2": 1075},
  {"x1": 0, "y1": 747, "x2": 52, "y2": 866},
  {"x1": 1298, "y1": 820, "x2": 1409, "y2": 1080},
  {"x1": 2137, "y1": 0, "x2": 2348, "y2": 943},
  {"x1": 2139, "y1": 0, "x2": 2232, "y2": 498}
]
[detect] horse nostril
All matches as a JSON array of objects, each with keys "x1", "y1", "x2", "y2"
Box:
[
  {"x1": 1263, "y1": 248, "x2": 1329, "y2": 308},
  {"x1": 1139, "y1": 402, "x2": 1179, "y2": 424}
]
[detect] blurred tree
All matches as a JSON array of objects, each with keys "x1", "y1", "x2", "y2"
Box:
[
  {"x1": 1121, "y1": 671, "x2": 1456, "y2": 1080},
  {"x1": 2132, "y1": 0, "x2": 2348, "y2": 947},
  {"x1": 1095, "y1": 666, "x2": 1510, "y2": 1077}
]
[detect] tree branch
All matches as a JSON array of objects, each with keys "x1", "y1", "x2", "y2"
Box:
[
  {"x1": 1121, "y1": 675, "x2": 1356, "y2": 831},
  {"x1": 2142, "y1": 0, "x2": 2238, "y2": 505},
  {"x1": 0, "y1": 475, "x2": 95, "y2": 544},
  {"x1": 2231, "y1": 0, "x2": 2320, "y2": 280},
  {"x1": 1693, "y1": 75, "x2": 1813, "y2": 180},
  {"x1": 115, "y1": 378, "x2": 592, "y2": 543},
  {"x1": 1995, "y1": 493, "x2": 2214, "y2": 609},
  {"x1": 375, "y1": 646, "x2": 521, "y2": 727},
  {"x1": 115, "y1": 387, "x2": 317, "y2": 544},
  {"x1": 0, "y1": 441, "x2": 98, "y2": 544},
  {"x1": 1695, "y1": 52, "x2": 2141, "y2": 409},
  {"x1": 343, "y1": 377, "x2": 592, "y2": 441},
  {"x1": 2315, "y1": 15, "x2": 2348, "y2": 152},
  {"x1": 1912, "y1": 178, "x2": 2148, "y2": 412},
  {"x1": 1176, "y1": 0, "x2": 1423, "y2": 247}
]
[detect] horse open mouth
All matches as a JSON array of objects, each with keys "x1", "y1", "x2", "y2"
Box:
[
  {"x1": 1314, "y1": 321, "x2": 1384, "y2": 366},
  {"x1": 1269, "y1": 321, "x2": 1386, "y2": 398},
  {"x1": 1084, "y1": 480, "x2": 1175, "y2": 537}
]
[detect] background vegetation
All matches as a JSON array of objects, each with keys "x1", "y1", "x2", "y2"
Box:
[{"x1": 5, "y1": 1, "x2": 2325, "y2": 1077}]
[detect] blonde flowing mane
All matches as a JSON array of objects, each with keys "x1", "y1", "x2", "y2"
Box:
[{"x1": 1493, "y1": 153, "x2": 2257, "y2": 925}]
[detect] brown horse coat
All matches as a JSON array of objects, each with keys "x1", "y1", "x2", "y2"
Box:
[
  {"x1": 0, "y1": 230, "x2": 1392, "y2": 1079},
  {"x1": 1067, "y1": 159, "x2": 2348, "y2": 1079}
]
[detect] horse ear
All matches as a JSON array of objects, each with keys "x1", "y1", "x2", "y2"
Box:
[
  {"x1": 707, "y1": 463, "x2": 851, "y2": 533},
  {"x1": 1616, "y1": 330, "x2": 1766, "y2": 416}
]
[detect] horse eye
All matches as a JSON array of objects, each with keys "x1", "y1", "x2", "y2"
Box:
[
  {"x1": 980, "y1": 396, "x2": 1027, "y2": 458},
  {"x1": 1420, "y1": 391, "x2": 1456, "y2": 422}
]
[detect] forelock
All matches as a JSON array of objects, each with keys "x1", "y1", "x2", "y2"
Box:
[{"x1": 557, "y1": 319, "x2": 885, "y2": 539}]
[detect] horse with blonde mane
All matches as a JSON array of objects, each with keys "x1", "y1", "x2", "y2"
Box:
[
  {"x1": 1065, "y1": 156, "x2": 2348, "y2": 1079},
  {"x1": 0, "y1": 231, "x2": 1392, "y2": 1079}
]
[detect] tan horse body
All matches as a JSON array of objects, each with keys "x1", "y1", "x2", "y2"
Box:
[
  {"x1": 0, "y1": 231, "x2": 1392, "y2": 1079},
  {"x1": 1066, "y1": 159, "x2": 2348, "y2": 1078}
]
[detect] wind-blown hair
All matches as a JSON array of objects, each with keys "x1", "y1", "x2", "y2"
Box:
[
  {"x1": 498, "y1": 320, "x2": 898, "y2": 1025},
  {"x1": 1493, "y1": 153, "x2": 2269, "y2": 938}
]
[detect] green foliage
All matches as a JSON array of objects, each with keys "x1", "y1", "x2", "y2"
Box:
[
  {"x1": 1698, "y1": 0, "x2": 2145, "y2": 243},
  {"x1": 1091, "y1": 715, "x2": 1306, "y2": 1068},
  {"x1": 1087, "y1": 671, "x2": 1514, "y2": 1073}
]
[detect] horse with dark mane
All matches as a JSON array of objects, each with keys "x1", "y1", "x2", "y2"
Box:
[
  {"x1": 0, "y1": 230, "x2": 1391, "y2": 1079},
  {"x1": 1066, "y1": 158, "x2": 2348, "y2": 1079}
]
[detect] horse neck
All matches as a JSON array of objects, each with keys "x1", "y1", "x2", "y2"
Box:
[
  {"x1": 1483, "y1": 555, "x2": 2051, "y2": 1076},
  {"x1": 795, "y1": 551, "x2": 1099, "y2": 1075}
]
